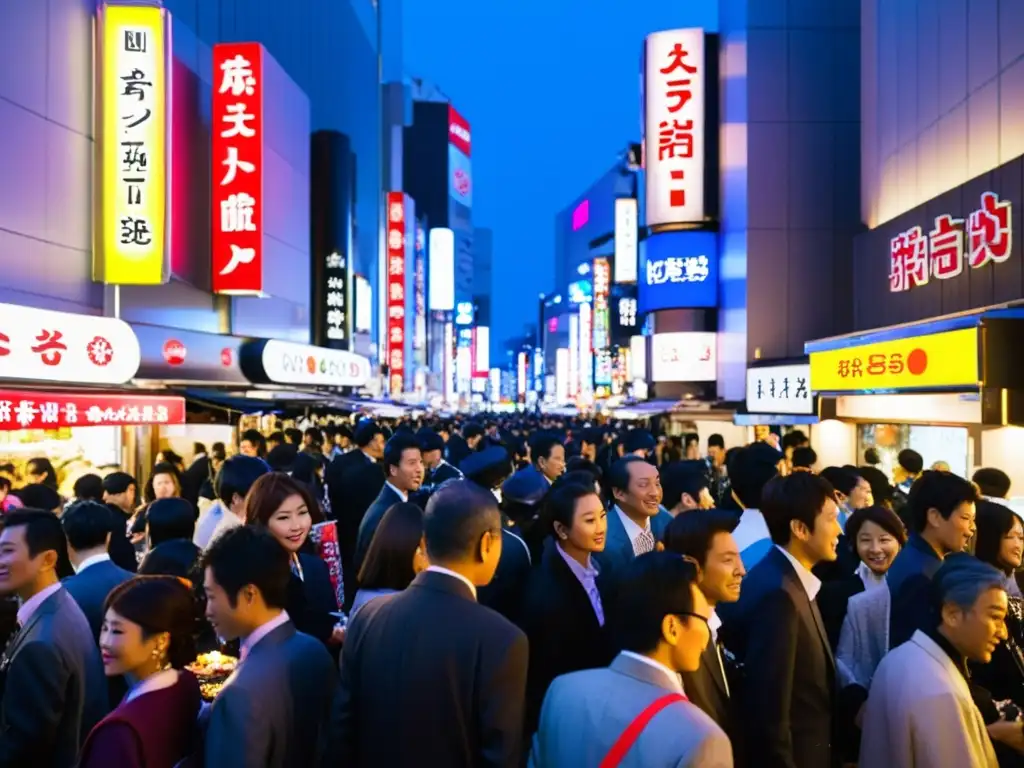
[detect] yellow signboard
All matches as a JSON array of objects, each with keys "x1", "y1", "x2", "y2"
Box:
[
  {"x1": 809, "y1": 327, "x2": 979, "y2": 393},
  {"x1": 94, "y1": 4, "x2": 168, "y2": 284}
]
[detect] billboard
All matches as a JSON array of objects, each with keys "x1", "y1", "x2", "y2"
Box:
[
  {"x1": 428, "y1": 228, "x2": 455, "y2": 311},
  {"x1": 592, "y1": 258, "x2": 611, "y2": 351},
  {"x1": 614, "y1": 198, "x2": 638, "y2": 283},
  {"x1": 746, "y1": 363, "x2": 813, "y2": 415},
  {"x1": 386, "y1": 192, "x2": 406, "y2": 394},
  {"x1": 643, "y1": 29, "x2": 706, "y2": 226},
  {"x1": 651, "y1": 332, "x2": 716, "y2": 382},
  {"x1": 354, "y1": 275, "x2": 372, "y2": 333},
  {"x1": 639, "y1": 230, "x2": 718, "y2": 312},
  {"x1": 448, "y1": 105, "x2": 471, "y2": 156},
  {"x1": 448, "y1": 145, "x2": 473, "y2": 208}
]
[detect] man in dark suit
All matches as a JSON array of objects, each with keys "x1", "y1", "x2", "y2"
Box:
[
  {"x1": 719, "y1": 472, "x2": 842, "y2": 768},
  {"x1": 180, "y1": 442, "x2": 211, "y2": 507},
  {"x1": 502, "y1": 432, "x2": 565, "y2": 493},
  {"x1": 0, "y1": 510, "x2": 107, "y2": 767},
  {"x1": 327, "y1": 480, "x2": 528, "y2": 767},
  {"x1": 418, "y1": 428, "x2": 463, "y2": 492},
  {"x1": 661, "y1": 509, "x2": 746, "y2": 757},
  {"x1": 446, "y1": 422, "x2": 484, "y2": 468},
  {"x1": 353, "y1": 433, "x2": 424, "y2": 573},
  {"x1": 61, "y1": 500, "x2": 135, "y2": 641},
  {"x1": 203, "y1": 526, "x2": 337, "y2": 768}
]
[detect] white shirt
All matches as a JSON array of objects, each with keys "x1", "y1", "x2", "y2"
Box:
[
  {"x1": 615, "y1": 506, "x2": 651, "y2": 547},
  {"x1": 124, "y1": 668, "x2": 179, "y2": 704},
  {"x1": 708, "y1": 609, "x2": 722, "y2": 645},
  {"x1": 17, "y1": 582, "x2": 62, "y2": 627},
  {"x1": 425, "y1": 565, "x2": 477, "y2": 599},
  {"x1": 75, "y1": 552, "x2": 111, "y2": 574},
  {"x1": 619, "y1": 651, "x2": 685, "y2": 695},
  {"x1": 385, "y1": 482, "x2": 408, "y2": 503},
  {"x1": 239, "y1": 610, "x2": 290, "y2": 660},
  {"x1": 856, "y1": 561, "x2": 887, "y2": 591},
  {"x1": 775, "y1": 545, "x2": 822, "y2": 601}
]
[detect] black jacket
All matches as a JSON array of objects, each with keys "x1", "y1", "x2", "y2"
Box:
[
  {"x1": 681, "y1": 625, "x2": 741, "y2": 759},
  {"x1": 288, "y1": 552, "x2": 340, "y2": 654},
  {"x1": 477, "y1": 526, "x2": 532, "y2": 625},
  {"x1": 325, "y1": 452, "x2": 384, "y2": 604},
  {"x1": 353, "y1": 484, "x2": 405, "y2": 577}
]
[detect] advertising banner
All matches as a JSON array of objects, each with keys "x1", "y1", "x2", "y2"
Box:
[
  {"x1": 428, "y1": 228, "x2": 455, "y2": 311},
  {"x1": 746, "y1": 363, "x2": 814, "y2": 415},
  {"x1": 386, "y1": 192, "x2": 407, "y2": 394},
  {"x1": 651, "y1": 332, "x2": 716, "y2": 382},
  {"x1": 0, "y1": 392, "x2": 184, "y2": 431},
  {"x1": 639, "y1": 230, "x2": 718, "y2": 312},
  {"x1": 614, "y1": 198, "x2": 638, "y2": 283}
]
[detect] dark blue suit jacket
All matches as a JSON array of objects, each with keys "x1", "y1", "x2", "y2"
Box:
[
  {"x1": 592, "y1": 506, "x2": 672, "y2": 583},
  {"x1": 63, "y1": 559, "x2": 135, "y2": 642},
  {"x1": 886, "y1": 533, "x2": 944, "y2": 649},
  {"x1": 354, "y1": 484, "x2": 405, "y2": 573}
]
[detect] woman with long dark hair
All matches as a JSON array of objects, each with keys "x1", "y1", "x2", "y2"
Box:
[{"x1": 351, "y1": 502, "x2": 428, "y2": 617}]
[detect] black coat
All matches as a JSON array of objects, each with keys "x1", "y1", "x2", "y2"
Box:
[
  {"x1": 353, "y1": 484, "x2": 405, "y2": 577},
  {"x1": 288, "y1": 552, "x2": 340, "y2": 654},
  {"x1": 817, "y1": 574, "x2": 866, "y2": 652},
  {"x1": 180, "y1": 456, "x2": 211, "y2": 508},
  {"x1": 105, "y1": 505, "x2": 138, "y2": 574},
  {"x1": 326, "y1": 570, "x2": 528, "y2": 767},
  {"x1": 719, "y1": 546, "x2": 835, "y2": 768},
  {"x1": 138, "y1": 538, "x2": 200, "y2": 580},
  {"x1": 325, "y1": 452, "x2": 384, "y2": 604},
  {"x1": 477, "y1": 527, "x2": 532, "y2": 625},
  {"x1": 681, "y1": 627, "x2": 740, "y2": 758}
]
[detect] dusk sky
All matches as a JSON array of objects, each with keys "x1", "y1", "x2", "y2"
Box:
[{"x1": 403, "y1": 0, "x2": 718, "y2": 353}]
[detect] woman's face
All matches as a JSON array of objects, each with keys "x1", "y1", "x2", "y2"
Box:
[
  {"x1": 848, "y1": 477, "x2": 874, "y2": 510},
  {"x1": 267, "y1": 493, "x2": 312, "y2": 553},
  {"x1": 1000, "y1": 518, "x2": 1024, "y2": 571},
  {"x1": 560, "y1": 494, "x2": 608, "y2": 554},
  {"x1": 152, "y1": 473, "x2": 177, "y2": 499},
  {"x1": 99, "y1": 608, "x2": 167, "y2": 678},
  {"x1": 855, "y1": 519, "x2": 901, "y2": 575}
]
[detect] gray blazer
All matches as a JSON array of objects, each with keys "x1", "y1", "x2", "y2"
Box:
[
  {"x1": 63, "y1": 558, "x2": 135, "y2": 641},
  {"x1": 205, "y1": 620, "x2": 337, "y2": 768},
  {"x1": 530, "y1": 652, "x2": 733, "y2": 768},
  {"x1": 0, "y1": 587, "x2": 107, "y2": 768}
]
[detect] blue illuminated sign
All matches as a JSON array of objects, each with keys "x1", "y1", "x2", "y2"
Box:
[
  {"x1": 568, "y1": 280, "x2": 593, "y2": 305},
  {"x1": 637, "y1": 231, "x2": 718, "y2": 313},
  {"x1": 455, "y1": 301, "x2": 474, "y2": 325}
]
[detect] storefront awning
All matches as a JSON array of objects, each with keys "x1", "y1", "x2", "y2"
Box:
[{"x1": 131, "y1": 324, "x2": 249, "y2": 386}]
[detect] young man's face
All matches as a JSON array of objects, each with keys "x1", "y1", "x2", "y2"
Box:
[
  {"x1": 0, "y1": 526, "x2": 53, "y2": 596},
  {"x1": 697, "y1": 531, "x2": 745, "y2": 605}
]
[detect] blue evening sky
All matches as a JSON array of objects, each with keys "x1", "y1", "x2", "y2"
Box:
[{"x1": 403, "y1": 0, "x2": 718, "y2": 353}]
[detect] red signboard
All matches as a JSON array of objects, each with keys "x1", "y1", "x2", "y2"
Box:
[
  {"x1": 448, "y1": 105, "x2": 471, "y2": 157},
  {"x1": 212, "y1": 43, "x2": 265, "y2": 294},
  {"x1": 0, "y1": 392, "x2": 185, "y2": 431},
  {"x1": 386, "y1": 192, "x2": 406, "y2": 395}
]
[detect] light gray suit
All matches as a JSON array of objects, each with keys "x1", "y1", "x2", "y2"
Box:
[{"x1": 529, "y1": 652, "x2": 733, "y2": 768}]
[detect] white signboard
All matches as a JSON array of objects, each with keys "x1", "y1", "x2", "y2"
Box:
[
  {"x1": 614, "y1": 198, "x2": 638, "y2": 283},
  {"x1": 0, "y1": 303, "x2": 141, "y2": 385},
  {"x1": 630, "y1": 335, "x2": 647, "y2": 380},
  {"x1": 578, "y1": 302, "x2": 593, "y2": 400},
  {"x1": 651, "y1": 332, "x2": 716, "y2": 382},
  {"x1": 428, "y1": 228, "x2": 455, "y2": 311},
  {"x1": 644, "y1": 28, "x2": 706, "y2": 226},
  {"x1": 746, "y1": 364, "x2": 813, "y2": 415},
  {"x1": 261, "y1": 340, "x2": 370, "y2": 387},
  {"x1": 568, "y1": 314, "x2": 579, "y2": 401}
]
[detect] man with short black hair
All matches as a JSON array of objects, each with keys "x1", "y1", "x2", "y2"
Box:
[
  {"x1": 528, "y1": 433, "x2": 566, "y2": 485},
  {"x1": 579, "y1": 427, "x2": 603, "y2": 463},
  {"x1": 354, "y1": 434, "x2": 425, "y2": 570},
  {"x1": 419, "y1": 428, "x2": 462, "y2": 491},
  {"x1": 974, "y1": 467, "x2": 1012, "y2": 500},
  {"x1": 328, "y1": 480, "x2": 528, "y2": 767},
  {"x1": 101, "y1": 472, "x2": 137, "y2": 517},
  {"x1": 727, "y1": 441, "x2": 785, "y2": 569},
  {"x1": 531, "y1": 552, "x2": 731, "y2": 766},
  {"x1": 595, "y1": 457, "x2": 672, "y2": 581},
  {"x1": 238, "y1": 428, "x2": 266, "y2": 458},
  {"x1": 203, "y1": 526, "x2": 336, "y2": 767},
  {"x1": 790, "y1": 446, "x2": 817, "y2": 472},
  {"x1": 660, "y1": 460, "x2": 714, "y2": 516},
  {"x1": 195, "y1": 455, "x2": 269, "y2": 549}
]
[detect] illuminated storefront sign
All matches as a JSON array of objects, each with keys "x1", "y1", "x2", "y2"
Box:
[
  {"x1": 615, "y1": 198, "x2": 639, "y2": 283},
  {"x1": 568, "y1": 314, "x2": 580, "y2": 400},
  {"x1": 455, "y1": 302, "x2": 475, "y2": 326},
  {"x1": 318, "y1": 251, "x2": 350, "y2": 348},
  {"x1": 568, "y1": 280, "x2": 593, "y2": 305},
  {"x1": 746, "y1": 363, "x2": 813, "y2": 415},
  {"x1": 643, "y1": 28, "x2": 706, "y2": 227},
  {"x1": 212, "y1": 42, "x2": 265, "y2": 294},
  {"x1": 651, "y1": 332, "x2": 716, "y2": 382},
  {"x1": 579, "y1": 302, "x2": 593, "y2": 400},
  {"x1": 448, "y1": 145, "x2": 473, "y2": 208},
  {"x1": 413, "y1": 224, "x2": 427, "y2": 361},
  {"x1": 354, "y1": 276, "x2": 372, "y2": 333},
  {"x1": 0, "y1": 392, "x2": 184, "y2": 431},
  {"x1": 517, "y1": 352, "x2": 527, "y2": 402},
  {"x1": 473, "y1": 326, "x2": 490, "y2": 375},
  {"x1": 592, "y1": 258, "x2": 611, "y2": 351},
  {"x1": 630, "y1": 335, "x2": 647, "y2": 380},
  {"x1": 448, "y1": 105, "x2": 471, "y2": 156},
  {"x1": 639, "y1": 230, "x2": 718, "y2": 312},
  {"x1": 619, "y1": 297, "x2": 638, "y2": 328},
  {"x1": 386, "y1": 192, "x2": 407, "y2": 394},
  {"x1": 594, "y1": 349, "x2": 613, "y2": 394},
  {"x1": 95, "y1": 3, "x2": 170, "y2": 285},
  {"x1": 809, "y1": 328, "x2": 979, "y2": 393},
  {"x1": 556, "y1": 348, "x2": 570, "y2": 404},
  {"x1": 247, "y1": 340, "x2": 371, "y2": 388},
  {"x1": 890, "y1": 192, "x2": 1013, "y2": 293},
  {"x1": 428, "y1": 228, "x2": 455, "y2": 311}
]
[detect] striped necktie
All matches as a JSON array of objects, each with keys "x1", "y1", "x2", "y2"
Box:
[{"x1": 633, "y1": 527, "x2": 655, "y2": 556}]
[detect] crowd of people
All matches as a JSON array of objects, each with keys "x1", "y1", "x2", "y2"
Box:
[{"x1": 0, "y1": 415, "x2": 1021, "y2": 767}]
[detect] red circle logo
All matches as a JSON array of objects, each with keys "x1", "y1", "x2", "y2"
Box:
[
  {"x1": 220, "y1": 348, "x2": 233, "y2": 367},
  {"x1": 907, "y1": 348, "x2": 928, "y2": 375},
  {"x1": 163, "y1": 339, "x2": 187, "y2": 366}
]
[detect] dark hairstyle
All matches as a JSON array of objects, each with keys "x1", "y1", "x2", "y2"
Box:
[
  {"x1": 239, "y1": 429, "x2": 266, "y2": 456},
  {"x1": 303, "y1": 427, "x2": 323, "y2": 443},
  {"x1": 683, "y1": 432, "x2": 700, "y2": 447},
  {"x1": 858, "y1": 466, "x2": 894, "y2": 506},
  {"x1": 265, "y1": 443, "x2": 299, "y2": 473},
  {"x1": 760, "y1": 472, "x2": 837, "y2": 545},
  {"x1": 61, "y1": 500, "x2": 115, "y2": 551},
  {"x1": 846, "y1": 505, "x2": 907, "y2": 546},
  {"x1": 244, "y1": 472, "x2": 323, "y2": 528},
  {"x1": 104, "y1": 576, "x2": 198, "y2": 669},
  {"x1": 660, "y1": 461, "x2": 710, "y2": 510},
  {"x1": 26, "y1": 457, "x2": 58, "y2": 490},
  {"x1": 898, "y1": 448, "x2": 924, "y2": 475},
  {"x1": 383, "y1": 434, "x2": 422, "y2": 475},
  {"x1": 611, "y1": 552, "x2": 701, "y2": 654},
  {"x1": 908, "y1": 470, "x2": 979, "y2": 533},
  {"x1": 543, "y1": 482, "x2": 601, "y2": 537},
  {"x1": 357, "y1": 502, "x2": 424, "y2": 591},
  {"x1": 73, "y1": 474, "x2": 104, "y2": 502},
  {"x1": 0, "y1": 477, "x2": 10, "y2": 493},
  {"x1": 146, "y1": 498, "x2": 197, "y2": 547},
  {"x1": 791, "y1": 446, "x2": 817, "y2": 469},
  {"x1": 708, "y1": 434, "x2": 725, "y2": 450},
  {"x1": 728, "y1": 442, "x2": 783, "y2": 509},
  {"x1": 974, "y1": 501, "x2": 1023, "y2": 575},
  {"x1": 565, "y1": 457, "x2": 603, "y2": 482},
  {"x1": 529, "y1": 433, "x2": 563, "y2": 465},
  {"x1": 417, "y1": 429, "x2": 445, "y2": 454},
  {"x1": 2, "y1": 509, "x2": 67, "y2": 559},
  {"x1": 931, "y1": 552, "x2": 1007, "y2": 620},
  {"x1": 193, "y1": 442, "x2": 207, "y2": 457},
  {"x1": 267, "y1": 431, "x2": 286, "y2": 446},
  {"x1": 285, "y1": 428, "x2": 304, "y2": 446},
  {"x1": 18, "y1": 483, "x2": 63, "y2": 512},
  {"x1": 661, "y1": 508, "x2": 739, "y2": 568},
  {"x1": 864, "y1": 447, "x2": 881, "y2": 466},
  {"x1": 552, "y1": 470, "x2": 602, "y2": 493},
  {"x1": 819, "y1": 467, "x2": 859, "y2": 496},
  {"x1": 580, "y1": 427, "x2": 603, "y2": 447},
  {"x1": 464, "y1": 423, "x2": 486, "y2": 440},
  {"x1": 973, "y1": 468, "x2": 1012, "y2": 500},
  {"x1": 143, "y1": 462, "x2": 182, "y2": 504},
  {"x1": 781, "y1": 430, "x2": 808, "y2": 452},
  {"x1": 622, "y1": 429, "x2": 656, "y2": 455},
  {"x1": 608, "y1": 455, "x2": 650, "y2": 495},
  {"x1": 423, "y1": 480, "x2": 501, "y2": 563},
  {"x1": 102, "y1": 471, "x2": 137, "y2": 496},
  {"x1": 200, "y1": 525, "x2": 290, "y2": 609},
  {"x1": 215, "y1": 455, "x2": 270, "y2": 508}
]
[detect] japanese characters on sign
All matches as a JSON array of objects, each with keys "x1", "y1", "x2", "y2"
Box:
[
  {"x1": 592, "y1": 259, "x2": 611, "y2": 352},
  {"x1": 257, "y1": 340, "x2": 371, "y2": 388},
  {"x1": 639, "y1": 230, "x2": 718, "y2": 313},
  {"x1": 413, "y1": 225, "x2": 427, "y2": 359},
  {"x1": 386, "y1": 192, "x2": 407, "y2": 395},
  {"x1": 0, "y1": 392, "x2": 184, "y2": 432},
  {"x1": 319, "y1": 251, "x2": 350, "y2": 349},
  {"x1": 0, "y1": 303, "x2": 141, "y2": 385},
  {"x1": 448, "y1": 105, "x2": 472, "y2": 157},
  {"x1": 746, "y1": 364, "x2": 813, "y2": 415},
  {"x1": 643, "y1": 29, "x2": 706, "y2": 227},
  {"x1": 889, "y1": 192, "x2": 1013, "y2": 293},
  {"x1": 619, "y1": 298, "x2": 638, "y2": 329},
  {"x1": 615, "y1": 199, "x2": 639, "y2": 283},
  {"x1": 212, "y1": 43, "x2": 264, "y2": 294},
  {"x1": 650, "y1": 332, "x2": 716, "y2": 383},
  {"x1": 95, "y1": 4, "x2": 169, "y2": 285},
  {"x1": 807, "y1": 328, "x2": 980, "y2": 394},
  {"x1": 594, "y1": 349, "x2": 613, "y2": 392}
]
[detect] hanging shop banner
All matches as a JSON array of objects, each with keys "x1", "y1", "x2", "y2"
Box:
[
  {"x1": 651, "y1": 332, "x2": 716, "y2": 382},
  {"x1": 316, "y1": 250, "x2": 351, "y2": 349},
  {"x1": 746, "y1": 363, "x2": 813, "y2": 415},
  {"x1": 592, "y1": 258, "x2": 611, "y2": 351},
  {"x1": 241, "y1": 339, "x2": 371, "y2": 388},
  {"x1": 639, "y1": 230, "x2": 718, "y2": 312},
  {"x1": 386, "y1": 192, "x2": 407, "y2": 394},
  {"x1": 808, "y1": 328, "x2": 979, "y2": 394},
  {"x1": 95, "y1": 3, "x2": 171, "y2": 285},
  {"x1": 0, "y1": 392, "x2": 185, "y2": 431},
  {"x1": 0, "y1": 304, "x2": 141, "y2": 385},
  {"x1": 643, "y1": 28, "x2": 706, "y2": 227},
  {"x1": 413, "y1": 223, "x2": 427, "y2": 359},
  {"x1": 614, "y1": 198, "x2": 639, "y2": 283},
  {"x1": 448, "y1": 105, "x2": 472, "y2": 157},
  {"x1": 132, "y1": 324, "x2": 247, "y2": 384},
  {"x1": 212, "y1": 42, "x2": 265, "y2": 294}
]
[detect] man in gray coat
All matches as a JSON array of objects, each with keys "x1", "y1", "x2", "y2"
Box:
[
  {"x1": 530, "y1": 552, "x2": 733, "y2": 768},
  {"x1": 0, "y1": 510, "x2": 107, "y2": 768}
]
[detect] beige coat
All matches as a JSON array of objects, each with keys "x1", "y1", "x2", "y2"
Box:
[{"x1": 859, "y1": 630, "x2": 997, "y2": 768}]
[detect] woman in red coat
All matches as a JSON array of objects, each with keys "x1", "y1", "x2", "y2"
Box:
[{"x1": 79, "y1": 575, "x2": 202, "y2": 768}]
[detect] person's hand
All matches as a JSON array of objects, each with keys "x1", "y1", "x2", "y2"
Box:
[
  {"x1": 328, "y1": 624, "x2": 347, "y2": 645},
  {"x1": 988, "y1": 720, "x2": 1024, "y2": 753}
]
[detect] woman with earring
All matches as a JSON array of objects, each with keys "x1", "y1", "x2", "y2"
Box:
[
  {"x1": 518, "y1": 482, "x2": 612, "y2": 737},
  {"x1": 351, "y1": 502, "x2": 428, "y2": 617},
  {"x1": 79, "y1": 575, "x2": 201, "y2": 767}
]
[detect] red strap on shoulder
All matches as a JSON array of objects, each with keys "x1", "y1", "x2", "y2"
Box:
[{"x1": 599, "y1": 692, "x2": 688, "y2": 768}]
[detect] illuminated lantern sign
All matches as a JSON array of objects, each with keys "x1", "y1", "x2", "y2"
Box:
[
  {"x1": 386, "y1": 192, "x2": 407, "y2": 394},
  {"x1": 889, "y1": 192, "x2": 1013, "y2": 293},
  {"x1": 0, "y1": 392, "x2": 184, "y2": 431},
  {"x1": 95, "y1": 3, "x2": 170, "y2": 285},
  {"x1": 592, "y1": 258, "x2": 611, "y2": 351},
  {"x1": 212, "y1": 43, "x2": 265, "y2": 294},
  {"x1": 643, "y1": 29, "x2": 706, "y2": 227}
]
